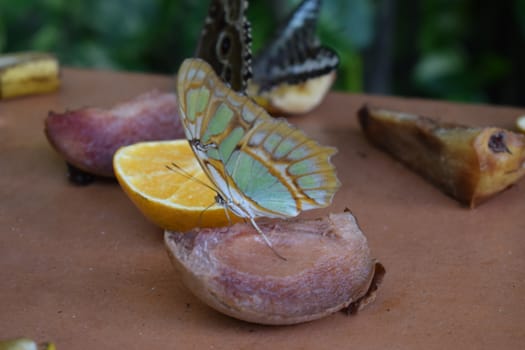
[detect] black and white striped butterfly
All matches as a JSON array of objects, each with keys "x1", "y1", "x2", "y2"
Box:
[
  {"x1": 251, "y1": 0, "x2": 339, "y2": 93},
  {"x1": 195, "y1": 0, "x2": 338, "y2": 97}
]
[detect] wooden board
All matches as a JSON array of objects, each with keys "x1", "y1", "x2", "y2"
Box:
[{"x1": 1, "y1": 68, "x2": 524, "y2": 349}]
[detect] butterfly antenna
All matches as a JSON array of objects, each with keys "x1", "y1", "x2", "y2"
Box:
[
  {"x1": 249, "y1": 217, "x2": 287, "y2": 261},
  {"x1": 166, "y1": 162, "x2": 226, "y2": 228},
  {"x1": 166, "y1": 162, "x2": 218, "y2": 193}
]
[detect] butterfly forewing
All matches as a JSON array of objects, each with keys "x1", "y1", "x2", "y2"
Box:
[
  {"x1": 177, "y1": 59, "x2": 210, "y2": 141},
  {"x1": 177, "y1": 58, "x2": 340, "y2": 220}
]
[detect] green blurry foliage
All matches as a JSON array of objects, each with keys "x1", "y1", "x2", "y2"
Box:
[
  {"x1": 395, "y1": 0, "x2": 524, "y2": 105},
  {"x1": 1, "y1": 0, "x2": 524, "y2": 106}
]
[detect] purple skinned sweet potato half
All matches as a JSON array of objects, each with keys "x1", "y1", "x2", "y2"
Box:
[
  {"x1": 45, "y1": 90, "x2": 184, "y2": 178},
  {"x1": 165, "y1": 211, "x2": 385, "y2": 325}
]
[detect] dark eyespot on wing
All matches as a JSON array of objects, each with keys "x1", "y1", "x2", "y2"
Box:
[{"x1": 195, "y1": 0, "x2": 252, "y2": 92}]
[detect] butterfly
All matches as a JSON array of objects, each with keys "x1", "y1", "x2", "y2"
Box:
[
  {"x1": 176, "y1": 58, "x2": 341, "y2": 251},
  {"x1": 194, "y1": 0, "x2": 252, "y2": 92},
  {"x1": 250, "y1": 0, "x2": 339, "y2": 93},
  {"x1": 195, "y1": 0, "x2": 338, "y2": 114}
]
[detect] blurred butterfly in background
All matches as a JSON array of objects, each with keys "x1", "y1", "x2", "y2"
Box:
[
  {"x1": 176, "y1": 58, "x2": 341, "y2": 255},
  {"x1": 194, "y1": 0, "x2": 252, "y2": 92},
  {"x1": 248, "y1": 0, "x2": 339, "y2": 114},
  {"x1": 195, "y1": 0, "x2": 339, "y2": 114}
]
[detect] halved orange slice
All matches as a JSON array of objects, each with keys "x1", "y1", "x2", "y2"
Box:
[{"x1": 113, "y1": 140, "x2": 241, "y2": 232}]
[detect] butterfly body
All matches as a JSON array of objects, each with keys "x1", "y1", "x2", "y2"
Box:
[{"x1": 177, "y1": 58, "x2": 340, "y2": 224}]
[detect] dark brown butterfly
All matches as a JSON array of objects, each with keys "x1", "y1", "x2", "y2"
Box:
[
  {"x1": 195, "y1": 0, "x2": 338, "y2": 114},
  {"x1": 194, "y1": 0, "x2": 252, "y2": 92}
]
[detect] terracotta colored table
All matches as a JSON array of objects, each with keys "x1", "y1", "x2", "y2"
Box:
[{"x1": 1, "y1": 68, "x2": 524, "y2": 349}]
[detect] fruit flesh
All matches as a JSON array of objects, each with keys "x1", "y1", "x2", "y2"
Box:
[
  {"x1": 165, "y1": 211, "x2": 384, "y2": 325},
  {"x1": 358, "y1": 105, "x2": 525, "y2": 207},
  {"x1": 247, "y1": 72, "x2": 336, "y2": 115},
  {"x1": 517, "y1": 115, "x2": 525, "y2": 133},
  {"x1": 0, "y1": 52, "x2": 60, "y2": 99},
  {"x1": 113, "y1": 140, "x2": 243, "y2": 232}
]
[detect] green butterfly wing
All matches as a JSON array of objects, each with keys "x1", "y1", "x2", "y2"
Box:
[{"x1": 177, "y1": 58, "x2": 340, "y2": 219}]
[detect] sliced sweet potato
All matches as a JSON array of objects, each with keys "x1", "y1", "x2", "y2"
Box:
[
  {"x1": 45, "y1": 90, "x2": 184, "y2": 178},
  {"x1": 165, "y1": 211, "x2": 384, "y2": 325}
]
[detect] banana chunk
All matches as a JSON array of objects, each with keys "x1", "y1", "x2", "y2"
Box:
[
  {"x1": 0, "y1": 337, "x2": 55, "y2": 350},
  {"x1": 358, "y1": 105, "x2": 525, "y2": 207},
  {"x1": 247, "y1": 72, "x2": 336, "y2": 115},
  {"x1": 517, "y1": 115, "x2": 525, "y2": 134},
  {"x1": 0, "y1": 52, "x2": 60, "y2": 99}
]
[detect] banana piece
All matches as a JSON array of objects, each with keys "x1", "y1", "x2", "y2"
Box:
[
  {"x1": 517, "y1": 115, "x2": 525, "y2": 134},
  {"x1": 358, "y1": 105, "x2": 525, "y2": 207},
  {"x1": 0, "y1": 52, "x2": 60, "y2": 99},
  {"x1": 247, "y1": 72, "x2": 336, "y2": 115},
  {"x1": 0, "y1": 338, "x2": 55, "y2": 350}
]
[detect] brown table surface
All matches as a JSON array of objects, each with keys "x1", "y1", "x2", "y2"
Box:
[{"x1": 1, "y1": 68, "x2": 524, "y2": 349}]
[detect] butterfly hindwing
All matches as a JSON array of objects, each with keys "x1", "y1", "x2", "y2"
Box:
[
  {"x1": 177, "y1": 58, "x2": 340, "y2": 220},
  {"x1": 195, "y1": 0, "x2": 252, "y2": 92},
  {"x1": 251, "y1": 0, "x2": 339, "y2": 92}
]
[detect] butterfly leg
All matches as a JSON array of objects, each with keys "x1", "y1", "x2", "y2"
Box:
[
  {"x1": 215, "y1": 194, "x2": 234, "y2": 225},
  {"x1": 216, "y1": 194, "x2": 286, "y2": 260},
  {"x1": 248, "y1": 217, "x2": 287, "y2": 261}
]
